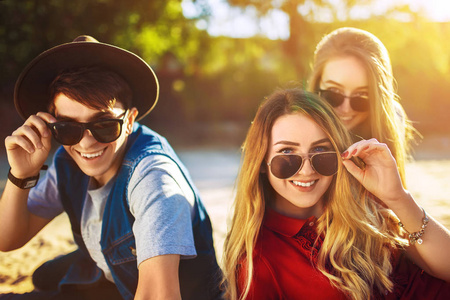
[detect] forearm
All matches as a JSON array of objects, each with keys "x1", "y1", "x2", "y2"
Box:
[
  {"x1": 342, "y1": 140, "x2": 450, "y2": 281},
  {"x1": 135, "y1": 254, "x2": 181, "y2": 300},
  {"x1": 0, "y1": 180, "x2": 44, "y2": 251},
  {"x1": 388, "y1": 191, "x2": 450, "y2": 282}
]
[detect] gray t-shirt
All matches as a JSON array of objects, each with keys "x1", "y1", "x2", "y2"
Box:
[{"x1": 28, "y1": 154, "x2": 197, "y2": 281}]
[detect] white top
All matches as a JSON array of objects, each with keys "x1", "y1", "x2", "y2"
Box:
[{"x1": 28, "y1": 154, "x2": 197, "y2": 281}]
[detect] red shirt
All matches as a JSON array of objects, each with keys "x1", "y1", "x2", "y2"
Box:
[{"x1": 237, "y1": 208, "x2": 450, "y2": 299}]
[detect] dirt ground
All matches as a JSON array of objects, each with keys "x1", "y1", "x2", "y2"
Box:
[{"x1": 0, "y1": 138, "x2": 449, "y2": 294}]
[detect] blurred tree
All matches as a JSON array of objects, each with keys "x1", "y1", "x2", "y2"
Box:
[
  {"x1": 0, "y1": 0, "x2": 190, "y2": 87},
  {"x1": 221, "y1": 0, "x2": 375, "y2": 79}
]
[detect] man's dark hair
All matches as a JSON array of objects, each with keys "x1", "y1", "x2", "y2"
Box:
[{"x1": 48, "y1": 66, "x2": 132, "y2": 113}]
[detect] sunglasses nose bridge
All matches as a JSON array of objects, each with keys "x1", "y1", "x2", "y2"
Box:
[
  {"x1": 339, "y1": 95, "x2": 353, "y2": 108},
  {"x1": 76, "y1": 123, "x2": 97, "y2": 144},
  {"x1": 297, "y1": 156, "x2": 316, "y2": 175}
]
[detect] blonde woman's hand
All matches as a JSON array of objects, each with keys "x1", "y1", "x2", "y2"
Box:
[
  {"x1": 341, "y1": 138, "x2": 406, "y2": 205},
  {"x1": 5, "y1": 112, "x2": 56, "y2": 179}
]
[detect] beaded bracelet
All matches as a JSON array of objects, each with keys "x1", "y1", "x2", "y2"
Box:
[{"x1": 398, "y1": 207, "x2": 429, "y2": 245}]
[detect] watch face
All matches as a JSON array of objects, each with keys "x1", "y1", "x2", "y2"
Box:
[
  {"x1": 8, "y1": 169, "x2": 39, "y2": 189},
  {"x1": 23, "y1": 179, "x2": 38, "y2": 189}
]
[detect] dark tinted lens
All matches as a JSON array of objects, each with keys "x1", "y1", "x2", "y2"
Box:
[
  {"x1": 320, "y1": 90, "x2": 344, "y2": 107},
  {"x1": 50, "y1": 122, "x2": 84, "y2": 145},
  {"x1": 311, "y1": 152, "x2": 338, "y2": 176},
  {"x1": 270, "y1": 155, "x2": 303, "y2": 179},
  {"x1": 91, "y1": 120, "x2": 122, "y2": 143},
  {"x1": 350, "y1": 96, "x2": 370, "y2": 112}
]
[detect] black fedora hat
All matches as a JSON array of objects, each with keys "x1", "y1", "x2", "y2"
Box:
[{"x1": 14, "y1": 35, "x2": 159, "y2": 121}]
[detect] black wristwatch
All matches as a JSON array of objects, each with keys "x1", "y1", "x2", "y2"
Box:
[{"x1": 8, "y1": 168, "x2": 40, "y2": 189}]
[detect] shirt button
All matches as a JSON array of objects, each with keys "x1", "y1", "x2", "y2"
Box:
[
  {"x1": 385, "y1": 290, "x2": 388, "y2": 295},
  {"x1": 309, "y1": 222, "x2": 314, "y2": 226}
]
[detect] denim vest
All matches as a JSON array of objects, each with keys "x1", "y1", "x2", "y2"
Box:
[{"x1": 53, "y1": 124, "x2": 222, "y2": 300}]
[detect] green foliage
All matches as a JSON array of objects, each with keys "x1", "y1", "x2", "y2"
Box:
[{"x1": 0, "y1": 0, "x2": 184, "y2": 83}]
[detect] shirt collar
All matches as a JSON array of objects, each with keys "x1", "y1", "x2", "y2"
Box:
[{"x1": 264, "y1": 207, "x2": 317, "y2": 237}]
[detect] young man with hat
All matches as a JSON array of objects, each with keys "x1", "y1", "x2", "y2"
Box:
[{"x1": 0, "y1": 36, "x2": 222, "y2": 299}]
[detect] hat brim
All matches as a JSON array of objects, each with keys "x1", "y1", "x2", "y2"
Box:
[{"x1": 14, "y1": 40, "x2": 159, "y2": 121}]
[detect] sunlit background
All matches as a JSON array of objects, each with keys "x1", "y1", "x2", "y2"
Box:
[{"x1": 184, "y1": 0, "x2": 450, "y2": 38}]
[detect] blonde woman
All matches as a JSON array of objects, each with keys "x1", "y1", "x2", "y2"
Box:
[
  {"x1": 222, "y1": 88, "x2": 450, "y2": 300},
  {"x1": 308, "y1": 27, "x2": 417, "y2": 186}
]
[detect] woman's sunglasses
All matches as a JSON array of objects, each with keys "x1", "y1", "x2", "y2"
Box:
[
  {"x1": 47, "y1": 110, "x2": 128, "y2": 145},
  {"x1": 267, "y1": 152, "x2": 338, "y2": 179},
  {"x1": 318, "y1": 89, "x2": 370, "y2": 112}
]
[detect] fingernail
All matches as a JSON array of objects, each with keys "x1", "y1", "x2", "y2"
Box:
[
  {"x1": 341, "y1": 151, "x2": 348, "y2": 158},
  {"x1": 363, "y1": 146, "x2": 369, "y2": 151},
  {"x1": 351, "y1": 149, "x2": 357, "y2": 156}
]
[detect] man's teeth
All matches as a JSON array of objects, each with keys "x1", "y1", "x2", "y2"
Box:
[
  {"x1": 80, "y1": 150, "x2": 104, "y2": 159},
  {"x1": 292, "y1": 180, "x2": 316, "y2": 187}
]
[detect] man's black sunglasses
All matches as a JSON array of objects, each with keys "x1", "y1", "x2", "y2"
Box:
[
  {"x1": 318, "y1": 89, "x2": 370, "y2": 112},
  {"x1": 267, "y1": 152, "x2": 338, "y2": 179},
  {"x1": 47, "y1": 110, "x2": 128, "y2": 145}
]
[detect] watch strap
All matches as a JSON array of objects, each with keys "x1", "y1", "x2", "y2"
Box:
[{"x1": 8, "y1": 168, "x2": 40, "y2": 189}]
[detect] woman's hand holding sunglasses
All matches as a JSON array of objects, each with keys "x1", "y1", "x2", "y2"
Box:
[
  {"x1": 341, "y1": 138, "x2": 407, "y2": 206},
  {"x1": 5, "y1": 112, "x2": 56, "y2": 179}
]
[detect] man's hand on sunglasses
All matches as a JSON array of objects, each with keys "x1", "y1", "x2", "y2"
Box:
[{"x1": 5, "y1": 112, "x2": 56, "y2": 179}]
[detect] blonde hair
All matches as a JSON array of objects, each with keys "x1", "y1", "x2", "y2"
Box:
[
  {"x1": 222, "y1": 88, "x2": 407, "y2": 300},
  {"x1": 307, "y1": 27, "x2": 418, "y2": 186}
]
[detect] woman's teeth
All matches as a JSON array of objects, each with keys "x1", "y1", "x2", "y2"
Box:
[{"x1": 292, "y1": 180, "x2": 316, "y2": 187}]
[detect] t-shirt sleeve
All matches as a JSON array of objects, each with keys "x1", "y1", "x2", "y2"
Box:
[
  {"x1": 27, "y1": 162, "x2": 64, "y2": 219},
  {"x1": 128, "y1": 155, "x2": 197, "y2": 266}
]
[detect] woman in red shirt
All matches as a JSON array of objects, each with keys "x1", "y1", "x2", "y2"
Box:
[{"x1": 222, "y1": 88, "x2": 450, "y2": 299}]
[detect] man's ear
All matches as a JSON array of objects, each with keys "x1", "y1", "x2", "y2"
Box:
[{"x1": 126, "y1": 107, "x2": 139, "y2": 134}]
